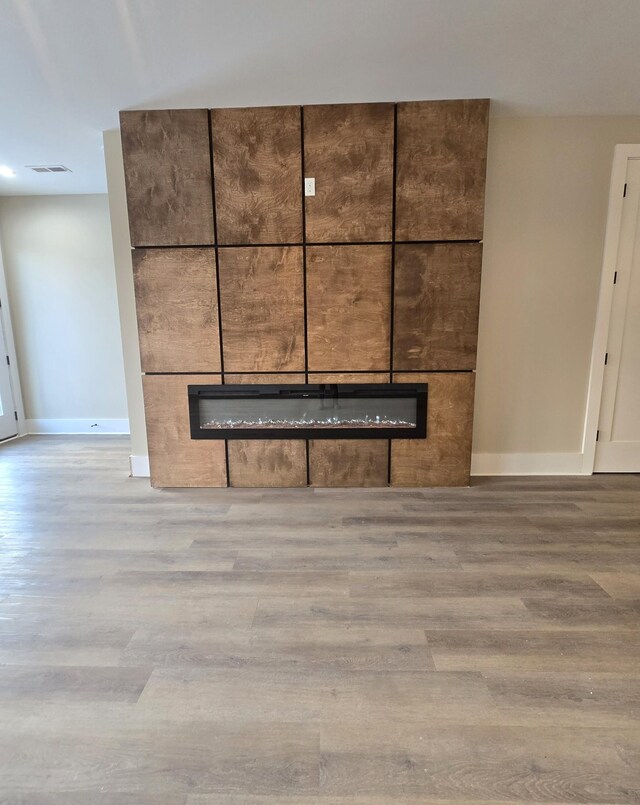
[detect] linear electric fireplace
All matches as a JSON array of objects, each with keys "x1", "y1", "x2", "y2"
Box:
[{"x1": 188, "y1": 383, "x2": 428, "y2": 440}]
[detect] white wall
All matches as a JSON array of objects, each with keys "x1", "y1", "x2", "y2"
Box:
[
  {"x1": 0, "y1": 194, "x2": 128, "y2": 432},
  {"x1": 472, "y1": 115, "x2": 640, "y2": 473},
  {"x1": 103, "y1": 131, "x2": 148, "y2": 467}
]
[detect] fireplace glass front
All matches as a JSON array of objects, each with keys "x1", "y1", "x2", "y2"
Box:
[{"x1": 188, "y1": 383, "x2": 427, "y2": 440}]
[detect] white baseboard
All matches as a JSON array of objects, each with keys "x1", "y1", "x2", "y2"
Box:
[
  {"x1": 26, "y1": 418, "x2": 130, "y2": 435},
  {"x1": 471, "y1": 451, "x2": 586, "y2": 476},
  {"x1": 130, "y1": 454, "x2": 150, "y2": 477}
]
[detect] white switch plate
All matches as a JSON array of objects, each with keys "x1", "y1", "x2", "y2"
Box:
[{"x1": 304, "y1": 177, "x2": 316, "y2": 197}]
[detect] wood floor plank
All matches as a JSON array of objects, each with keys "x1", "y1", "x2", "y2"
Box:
[
  {"x1": 483, "y1": 670, "x2": 640, "y2": 728},
  {"x1": 0, "y1": 721, "x2": 319, "y2": 796},
  {"x1": 455, "y1": 544, "x2": 640, "y2": 572},
  {"x1": 0, "y1": 594, "x2": 259, "y2": 632},
  {"x1": 529, "y1": 514, "x2": 640, "y2": 533},
  {"x1": 0, "y1": 795, "x2": 186, "y2": 804},
  {"x1": 590, "y1": 571, "x2": 640, "y2": 598},
  {"x1": 0, "y1": 665, "x2": 151, "y2": 703},
  {"x1": 0, "y1": 617, "x2": 136, "y2": 666},
  {"x1": 0, "y1": 548, "x2": 237, "y2": 574},
  {"x1": 136, "y1": 667, "x2": 495, "y2": 724},
  {"x1": 425, "y1": 629, "x2": 640, "y2": 672},
  {"x1": 106, "y1": 570, "x2": 350, "y2": 598},
  {"x1": 187, "y1": 797, "x2": 560, "y2": 805},
  {"x1": 521, "y1": 597, "x2": 640, "y2": 629},
  {"x1": 319, "y1": 723, "x2": 640, "y2": 801},
  {"x1": 233, "y1": 547, "x2": 461, "y2": 571},
  {"x1": 349, "y1": 570, "x2": 609, "y2": 599},
  {"x1": 254, "y1": 597, "x2": 536, "y2": 630},
  {"x1": 122, "y1": 625, "x2": 432, "y2": 672}
]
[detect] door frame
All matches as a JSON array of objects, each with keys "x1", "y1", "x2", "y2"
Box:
[
  {"x1": 0, "y1": 239, "x2": 26, "y2": 438},
  {"x1": 582, "y1": 144, "x2": 640, "y2": 473}
]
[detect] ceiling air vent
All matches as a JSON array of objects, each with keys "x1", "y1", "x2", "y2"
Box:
[{"x1": 26, "y1": 165, "x2": 72, "y2": 173}]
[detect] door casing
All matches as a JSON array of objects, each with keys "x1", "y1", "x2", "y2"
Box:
[
  {"x1": 582, "y1": 144, "x2": 640, "y2": 473},
  {"x1": 0, "y1": 243, "x2": 25, "y2": 439}
]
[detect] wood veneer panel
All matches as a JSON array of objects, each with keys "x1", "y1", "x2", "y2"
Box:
[
  {"x1": 224, "y1": 373, "x2": 307, "y2": 488},
  {"x1": 309, "y1": 441, "x2": 388, "y2": 487},
  {"x1": 304, "y1": 103, "x2": 394, "y2": 243},
  {"x1": 307, "y1": 373, "x2": 390, "y2": 487},
  {"x1": 228, "y1": 441, "x2": 307, "y2": 488},
  {"x1": 133, "y1": 248, "x2": 220, "y2": 373},
  {"x1": 306, "y1": 245, "x2": 391, "y2": 371},
  {"x1": 393, "y1": 243, "x2": 482, "y2": 370},
  {"x1": 224, "y1": 374, "x2": 306, "y2": 384},
  {"x1": 307, "y1": 373, "x2": 390, "y2": 384},
  {"x1": 391, "y1": 372, "x2": 475, "y2": 487},
  {"x1": 211, "y1": 106, "x2": 302, "y2": 245},
  {"x1": 120, "y1": 109, "x2": 214, "y2": 247},
  {"x1": 218, "y1": 247, "x2": 305, "y2": 372},
  {"x1": 142, "y1": 374, "x2": 226, "y2": 488},
  {"x1": 395, "y1": 99, "x2": 490, "y2": 241}
]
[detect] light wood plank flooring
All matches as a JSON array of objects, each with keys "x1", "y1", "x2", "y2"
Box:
[{"x1": 0, "y1": 435, "x2": 639, "y2": 803}]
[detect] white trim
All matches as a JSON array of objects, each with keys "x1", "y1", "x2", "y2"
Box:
[
  {"x1": 0, "y1": 238, "x2": 26, "y2": 435},
  {"x1": 129, "y1": 454, "x2": 150, "y2": 477},
  {"x1": 471, "y1": 452, "x2": 585, "y2": 476},
  {"x1": 582, "y1": 144, "x2": 640, "y2": 474},
  {"x1": 26, "y1": 418, "x2": 130, "y2": 434}
]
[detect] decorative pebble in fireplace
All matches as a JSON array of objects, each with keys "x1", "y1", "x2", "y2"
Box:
[{"x1": 188, "y1": 383, "x2": 428, "y2": 440}]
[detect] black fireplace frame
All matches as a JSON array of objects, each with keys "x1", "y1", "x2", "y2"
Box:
[{"x1": 188, "y1": 383, "x2": 428, "y2": 440}]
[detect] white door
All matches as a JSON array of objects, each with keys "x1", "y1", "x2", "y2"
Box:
[
  {"x1": 0, "y1": 297, "x2": 18, "y2": 441},
  {"x1": 595, "y1": 157, "x2": 640, "y2": 471}
]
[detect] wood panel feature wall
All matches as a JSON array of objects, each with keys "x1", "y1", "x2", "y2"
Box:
[
  {"x1": 142, "y1": 374, "x2": 226, "y2": 488},
  {"x1": 133, "y1": 248, "x2": 221, "y2": 373},
  {"x1": 224, "y1": 373, "x2": 307, "y2": 488},
  {"x1": 391, "y1": 372, "x2": 476, "y2": 487},
  {"x1": 121, "y1": 98, "x2": 489, "y2": 488},
  {"x1": 119, "y1": 110, "x2": 214, "y2": 247},
  {"x1": 395, "y1": 100, "x2": 490, "y2": 241},
  {"x1": 303, "y1": 103, "x2": 394, "y2": 242},
  {"x1": 306, "y1": 245, "x2": 391, "y2": 371},
  {"x1": 393, "y1": 243, "x2": 483, "y2": 371},
  {"x1": 211, "y1": 106, "x2": 303, "y2": 245},
  {"x1": 217, "y1": 246, "x2": 305, "y2": 372}
]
